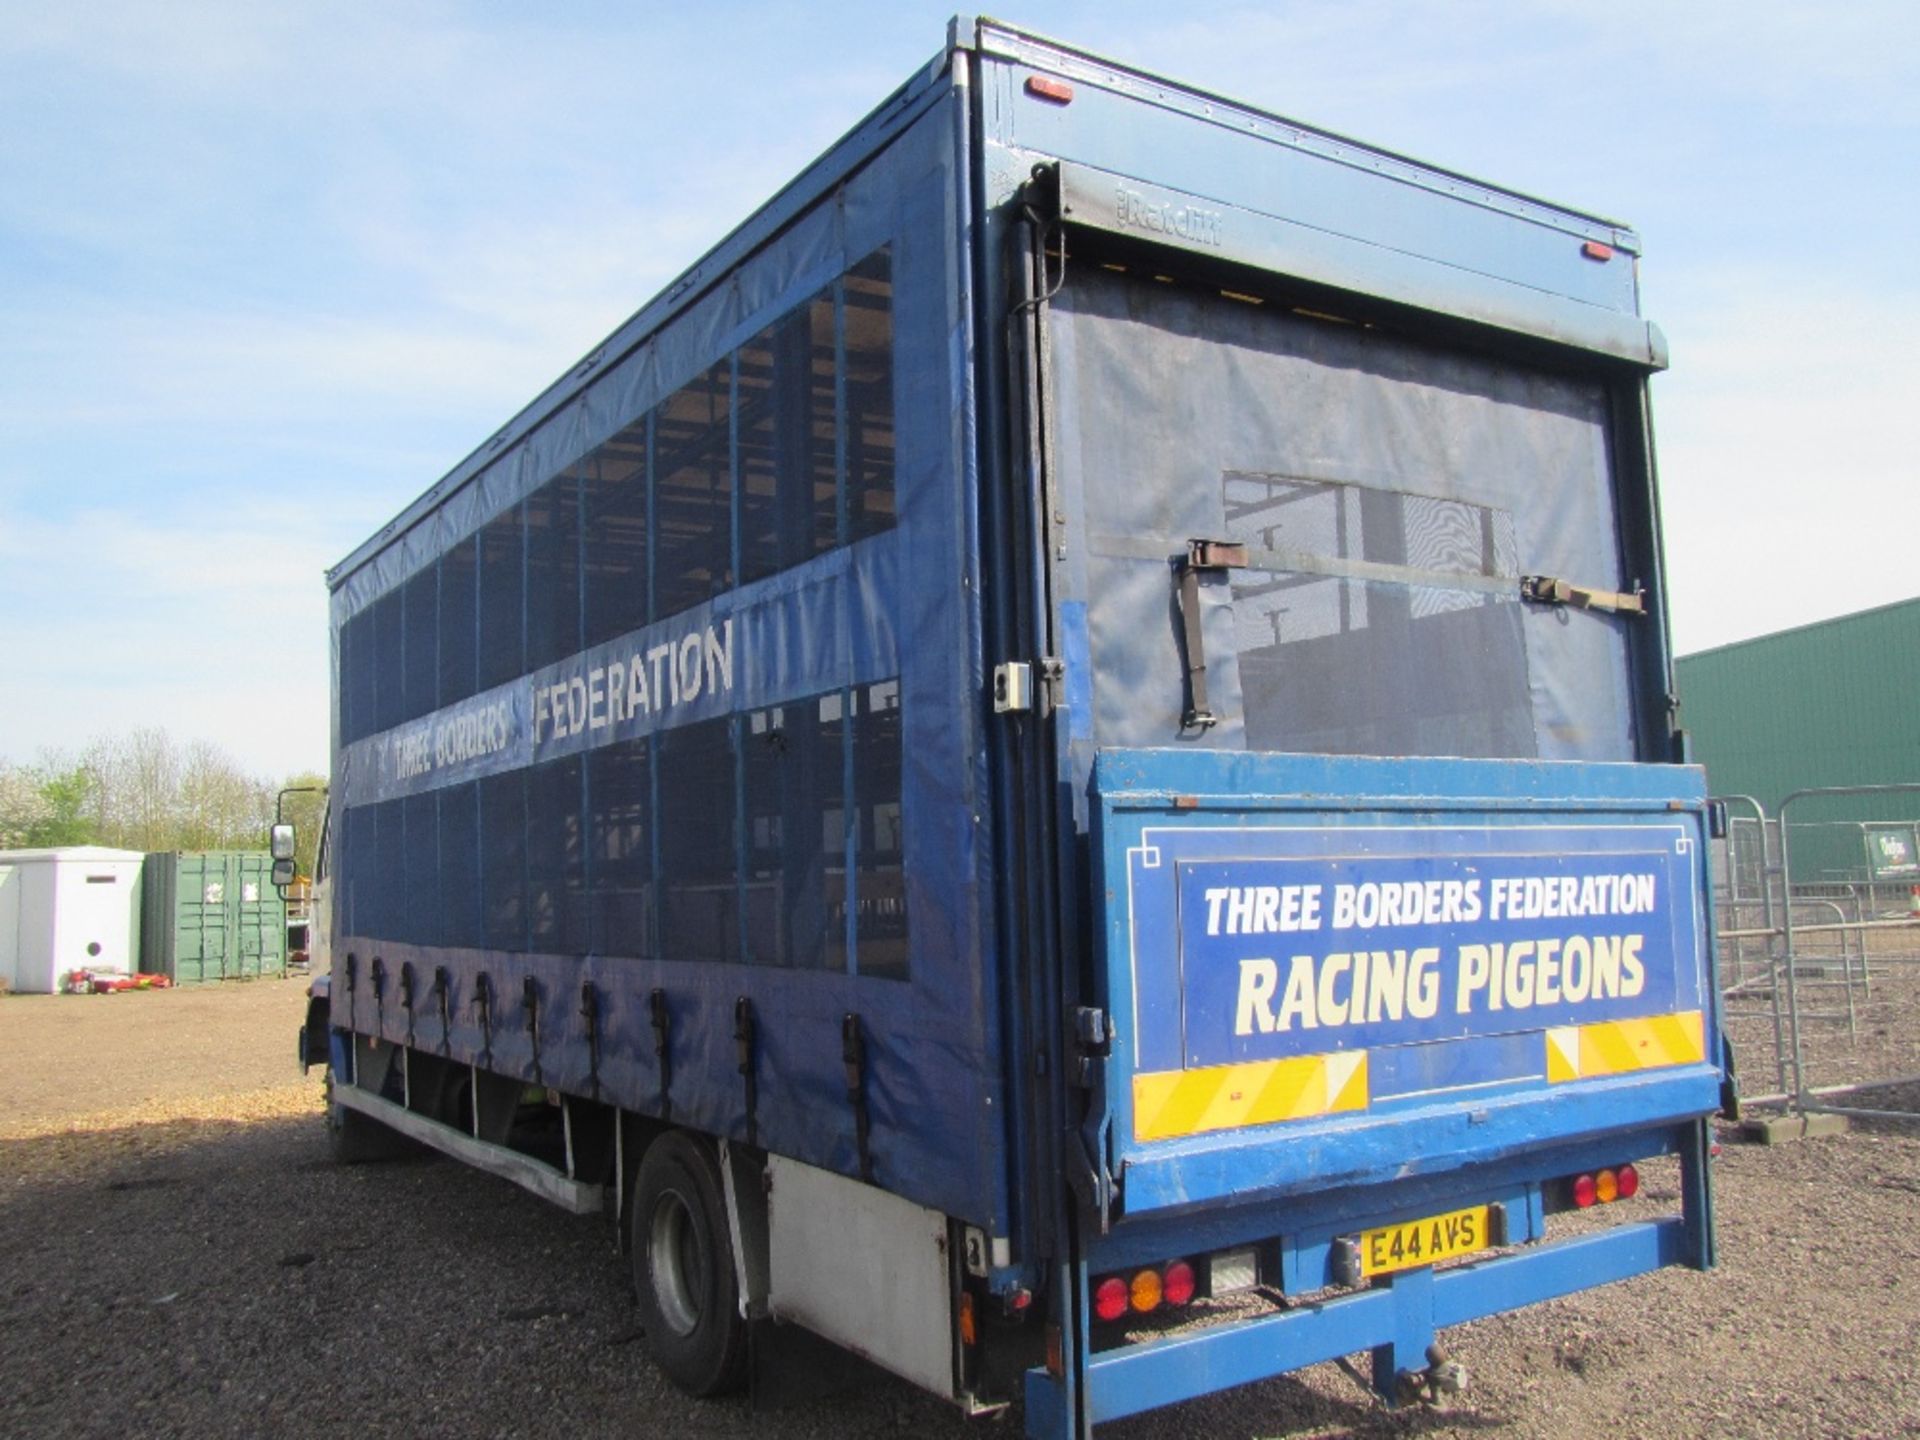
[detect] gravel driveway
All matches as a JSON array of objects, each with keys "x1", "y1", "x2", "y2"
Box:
[{"x1": 2, "y1": 980, "x2": 1916, "y2": 1439}]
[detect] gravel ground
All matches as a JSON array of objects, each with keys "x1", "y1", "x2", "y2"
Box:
[
  {"x1": 0, "y1": 979, "x2": 313, "y2": 1130},
  {"x1": 3, "y1": 981, "x2": 1918, "y2": 1440}
]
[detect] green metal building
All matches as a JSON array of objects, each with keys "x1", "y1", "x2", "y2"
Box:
[
  {"x1": 140, "y1": 851, "x2": 287, "y2": 983},
  {"x1": 1676, "y1": 597, "x2": 1920, "y2": 884}
]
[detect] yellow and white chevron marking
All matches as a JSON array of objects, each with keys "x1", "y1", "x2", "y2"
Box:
[
  {"x1": 1132, "y1": 1050, "x2": 1369, "y2": 1142},
  {"x1": 1545, "y1": 1026, "x2": 1581, "y2": 1082},
  {"x1": 1545, "y1": 1010, "x2": 1706, "y2": 1083}
]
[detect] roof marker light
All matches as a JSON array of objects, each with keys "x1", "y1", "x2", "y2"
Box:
[
  {"x1": 1582, "y1": 240, "x2": 1614, "y2": 262},
  {"x1": 1026, "y1": 75, "x2": 1075, "y2": 104}
]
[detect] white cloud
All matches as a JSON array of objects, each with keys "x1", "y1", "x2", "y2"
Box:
[
  {"x1": 0, "y1": 499, "x2": 338, "y2": 776},
  {"x1": 1, "y1": 0, "x2": 1915, "y2": 776},
  {"x1": 0, "y1": 298, "x2": 585, "y2": 430}
]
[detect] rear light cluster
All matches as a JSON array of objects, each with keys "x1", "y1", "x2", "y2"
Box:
[
  {"x1": 1093, "y1": 1259, "x2": 1196, "y2": 1323},
  {"x1": 1570, "y1": 1162, "x2": 1640, "y2": 1208}
]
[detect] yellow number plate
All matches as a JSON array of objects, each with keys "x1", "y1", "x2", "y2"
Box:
[{"x1": 1358, "y1": 1205, "x2": 1490, "y2": 1277}]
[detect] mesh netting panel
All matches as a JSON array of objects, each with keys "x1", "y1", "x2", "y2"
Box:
[
  {"x1": 526, "y1": 754, "x2": 586, "y2": 956},
  {"x1": 477, "y1": 508, "x2": 524, "y2": 692},
  {"x1": 583, "y1": 420, "x2": 650, "y2": 648},
  {"x1": 657, "y1": 715, "x2": 737, "y2": 962},
  {"x1": 401, "y1": 566, "x2": 439, "y2": 724},
  {"x1": 525, "y1": 474, "x2": 582, "y2": 673},
  {"x1": 438, "y1": 537, "x2": 478, "y2": 709}
]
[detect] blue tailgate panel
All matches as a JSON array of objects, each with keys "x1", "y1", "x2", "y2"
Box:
[{"x1": 1092, "y1": 750, "x2": 1723, "y2": 1215}]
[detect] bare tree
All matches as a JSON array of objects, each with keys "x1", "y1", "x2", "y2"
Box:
[
  {"x1": 4, "y1": 729, "x2": 315, "y2": 855},
  {"x1": 178, "y1": 739, "x2": 275, "y2": 849},
  {"x1": 91, "y1": 728, "x2": 183, "y2": 852},
  {"x1": 0, "y1": 762, "x2": 53, "y2": 849}
]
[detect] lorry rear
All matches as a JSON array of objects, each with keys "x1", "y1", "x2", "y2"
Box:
[
  {"x1": 299, "y1": 21, "x2": 1724, "y2": 1439},
  {"x1": 964, "y1": 22, "x2": 1724, "y2": 1432}
]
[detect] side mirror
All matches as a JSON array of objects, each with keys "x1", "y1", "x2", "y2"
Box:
[
  {"x1": 270, "y1": 823, "x2": 296, "y2": 861},
  {"x1": 271, "y1": 857, "x2": 297, "y2": 888}
]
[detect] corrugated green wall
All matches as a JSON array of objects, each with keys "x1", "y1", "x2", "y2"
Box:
[
  {"x1": 141, "y1": 852, "x2": 286, "y2": 983},
  {"x1": 1677, "y1": 598, "x2": 1920, "y2": 881}
]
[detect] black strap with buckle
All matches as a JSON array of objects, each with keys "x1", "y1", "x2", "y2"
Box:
[{"x1": 1175, "y1": 538, "x2": 1249, "y2": 729}]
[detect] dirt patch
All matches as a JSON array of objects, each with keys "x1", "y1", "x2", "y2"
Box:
[
  {"x1": 0, "y1": 976, "x2": 318, "y2": 1136},
  {"x1": 3, "y1": 981, "x2": 1918, "y2": 1438}
]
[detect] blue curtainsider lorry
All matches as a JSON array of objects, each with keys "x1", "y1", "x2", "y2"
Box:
[{"x1": 297, "y1": 18, "x2": 1726, "y2": 1435}]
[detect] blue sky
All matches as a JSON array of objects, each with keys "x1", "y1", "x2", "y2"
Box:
[{"x1": 3, "y1": 1, "x2": 1915, "y2": 779}]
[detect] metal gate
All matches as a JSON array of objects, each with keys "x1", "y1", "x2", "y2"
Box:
[{"x1": 1713, "y1": 785, "x2": 1920, "y2": 1122}]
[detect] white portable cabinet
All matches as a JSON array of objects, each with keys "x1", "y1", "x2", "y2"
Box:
[{"x1": 0, "y1": 847, "x2": 146, "y2": 992}]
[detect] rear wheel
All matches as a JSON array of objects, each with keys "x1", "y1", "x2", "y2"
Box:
[{"x1": 630, "y1": 1131, "x2": 747, "y2": 1396}]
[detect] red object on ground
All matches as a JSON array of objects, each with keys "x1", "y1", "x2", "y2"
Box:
[{"x1": 63, "y1": 970, "x2": 173, "y2": 994}]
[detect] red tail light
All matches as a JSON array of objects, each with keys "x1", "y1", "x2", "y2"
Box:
[
  {"x1": 1566, "y1": 1161, "x2": 1641, "y2": 1209},
  {"x1": 1163, "y1": 1260, "x2": 1196, "y2": 1307},
  {"x1": 1096, "y1": 1260, "x2": 1198, "y2": 1321}
]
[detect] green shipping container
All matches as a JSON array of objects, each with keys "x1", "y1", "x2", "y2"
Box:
[{"x1": 141, "y1": 852, "x2": 287, "y2": 983}]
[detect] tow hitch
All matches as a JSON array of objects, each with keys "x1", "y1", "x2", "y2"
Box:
[
  {"x1": 1338, "y1": 1342, "x2": 1470, "y2": 1409},
  {"x1": 1399, "y1": 1345, "x2": 1470, "y2": 1407}
]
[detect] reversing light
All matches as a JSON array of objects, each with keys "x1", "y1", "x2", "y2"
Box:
[
  {"x1": 1572, "y1": 1172, "x2": 1598, "y2": 1208},
  {"x1": 1209, "y1": 1246, "x2": 1259, "y2": 1294},
  {"x1": 1617, "y1": 1163, "x2": 1640, "y2": 1200},
  {"x1": 1163, "y1": 1260, "x2": 1196, "y2": 1308},
  {"x1": 1129, "y1": 1268, "x2": 1163, "y2": 1314},
  {"x1": 1093, "y1": 1276, "x2": 1129, "y2": 1323}
]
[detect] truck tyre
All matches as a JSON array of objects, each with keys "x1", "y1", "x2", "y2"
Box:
[{"x1": 630, "y1": 1131, "x2": 747, "y2": 1396}]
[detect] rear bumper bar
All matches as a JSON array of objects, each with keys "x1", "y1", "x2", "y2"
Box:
[{"x1": 1027, "y1": 1211, "x2": 1696, "y2": 1434}]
